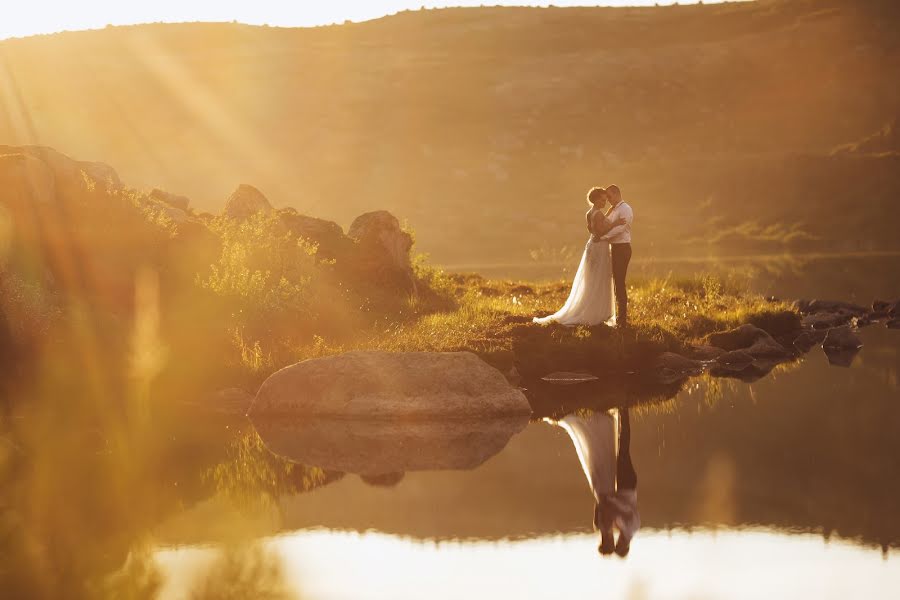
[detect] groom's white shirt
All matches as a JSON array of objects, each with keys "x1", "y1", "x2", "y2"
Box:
[{"x1": 601, "y1": 201, "x2": 633, "y2": 244}]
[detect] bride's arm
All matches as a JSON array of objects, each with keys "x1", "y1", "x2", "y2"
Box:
[{"x1": 592, "y1": 213, "x2": 627, "y2": 237}]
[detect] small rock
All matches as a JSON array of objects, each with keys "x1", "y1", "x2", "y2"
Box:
[
  {"x1": 793, "y1": 330, "x2": 827, "y2": 353},
  {"x1": 822, "y1": 326, "x2": 863, "y2": 350},
  {"x1": 706, "y1": 324, "x2": 788, "y2": 358},
  {"x1": 806, "y1": 300, "x2": 869, "y2": 316},
  {"x1": 541, "y1": 372, "x2": 600, "y2": 385},
  {"x1": 886, "y1": 319, "x2": 900, "y2": 330},
  {"x1": 793, "y1": 299, "x2": 813, "y2": 314},
  {"x1": 802, "y1": 311, "x2": 854, "y2": 330}
]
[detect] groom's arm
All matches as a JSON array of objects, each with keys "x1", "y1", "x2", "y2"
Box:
[{"x1": 599, "y1": 204, "x2": 633, "y2": 241}]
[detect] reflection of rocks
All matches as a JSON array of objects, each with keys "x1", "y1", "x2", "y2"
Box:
[
  {"x1": 686, "y1": 345, "x2": 726, "y2": 361},
  {"x1": 715, "y1": 349, "x2": 755, "y2": 370},
  {"x1": 824, "y1": 347, "x2": 861, "y2": 368},
  {"x1": 711, "y1": 358, "x2": 780, "y2": 383},
  {"x1": 523, "y1": 375, "x2": 684, "y2": 420},
  {"x1": 252, "y1": 416, "x2": 528, "y2": 474},
  {"x1": 250, "y1": 351, "x2": 531, "y2": 418},
  {"x1": 823, "y1": 326, "x2": 863, "y2": 351},
  {"x1": 793, "y1": 330, "x2": 827, "y2": 353},
  {"x1": 653, "y1": 352, "x2": 704, "y2": 383}
]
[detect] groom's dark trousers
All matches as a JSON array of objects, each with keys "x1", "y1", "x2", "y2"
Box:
[{"x1": 611, "y1": 243, "x2": 632, "y2": 327}]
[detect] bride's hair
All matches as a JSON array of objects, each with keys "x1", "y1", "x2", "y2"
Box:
[{"x1": 586, "y1": 187, "x2": 607, "y2": 206}]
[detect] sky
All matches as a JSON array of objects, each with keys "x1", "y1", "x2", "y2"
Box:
[{"x1": 1, "y1": 0, "x2": 739, "y2": 40}]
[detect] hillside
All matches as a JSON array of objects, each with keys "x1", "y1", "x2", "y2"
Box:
[{"x1": 1, "y1": 0, "x2": 898, "y2": 264}]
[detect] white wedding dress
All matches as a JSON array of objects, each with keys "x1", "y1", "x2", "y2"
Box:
[{"x1": 534, "y1": 207, "x2": 615, "y2": 326}]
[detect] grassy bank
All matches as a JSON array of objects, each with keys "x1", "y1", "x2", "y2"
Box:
[{"x1": 276, "y1": 268, "x2": 798, "y2": 382}]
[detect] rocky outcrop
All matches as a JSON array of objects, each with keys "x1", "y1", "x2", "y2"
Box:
[
  {"x1": 706, "y1": 324, "x2": 789, "y2": 358},
  {"x1": 278, "y1": 209, "x2": 353, "y2": 260},
  {"x1": 223, "y1": 183, "x2": 274, "y2": 220},
  {"x1": 249, "y1": 351, "x2": 531, "y2": 418},
  {"x1": 348, "y1": 210, "x2": 417, "y2": 294},
  {"x1": 149, "y1": 188, "x2": 190, "y2": 211},
  {"x1": 252, "y1": 416, "x2": 529, "y2": 474}
]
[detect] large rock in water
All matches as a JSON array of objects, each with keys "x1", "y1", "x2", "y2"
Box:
[
  {"x1": 348, "y1": 210, "x2": 416, "y2": 294},
  {"x1": 252, "y1": 416, "x2": 529, "y2": 474},
  {"x1": 223, "y1": 183, "x2": 273, "y2": 220},
  {"x1": 249, "y1": 351, "x2": 531, "y2": 418}
]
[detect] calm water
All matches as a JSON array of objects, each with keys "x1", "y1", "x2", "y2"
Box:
[{"x1": 3, "y1": 254, "x2": 900, "y2": 599}]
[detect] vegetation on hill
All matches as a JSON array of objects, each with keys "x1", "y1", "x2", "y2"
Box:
[{"x1": 1, "y1": 0, "x2": 898, "y2": 264}]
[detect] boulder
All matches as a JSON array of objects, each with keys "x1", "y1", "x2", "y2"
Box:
[
  {"x1": 706, "y1": 324, "x2": 788, "y2": 358},
  {"x1": 223, "y1": 184, "x2": 273, "y2": 220},
  {"x1": 822, "y1": 326, "x2": 863, "y2": 350},
  {"x1": 278, "y1": 210, "x2": 352, "y2": 260},
  {"x1": 79, "y1": 161, "x2": 122, "y2": 189},
  {"x1": 348, "y1": 210, "x2": 416, "y2": 294},
  {"x1": 249, "y1": 351, "x2": 532, "y2": 418},
  {"x1": 252, "y1": 416, "x2": 528, "y2": 474},
  {"x1": 149, "y1": 188, "x2": 190, "y2": 211},
  {"x1": 156, "y1": 203, "x2": 189, "y2": 224}
]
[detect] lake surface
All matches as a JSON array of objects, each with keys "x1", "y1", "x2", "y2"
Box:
[{"x1": 3, "y1": 254, "x2": 900, "y2": 599}]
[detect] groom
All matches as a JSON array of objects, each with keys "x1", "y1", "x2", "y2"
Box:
[{"x1": 598, "y1": 185, "x2": 633, "y2": 328}]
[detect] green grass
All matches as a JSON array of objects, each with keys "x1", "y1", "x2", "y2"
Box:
[{"x1": 272, "y1": 269, "x2": 798, "y2": 380}]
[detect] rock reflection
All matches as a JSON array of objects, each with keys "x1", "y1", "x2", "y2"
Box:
[
  {"x1": 207, "y1": 430, "x2": 344, "y2": 508},
  {"x1": 251, "y1": 415, "x2": 529, "y2": 476}
]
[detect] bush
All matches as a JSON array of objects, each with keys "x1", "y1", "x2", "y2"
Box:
[{"x1": 199, "y1": 212, "x2": 321, "y2": 363}]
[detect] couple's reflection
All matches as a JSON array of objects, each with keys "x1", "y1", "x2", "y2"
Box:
[{"x1": 553, "y1": 408, "x2": 639, "y2": 557}]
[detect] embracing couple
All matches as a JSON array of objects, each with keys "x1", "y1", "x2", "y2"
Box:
[{"x1": 535, "y1": 185, "x2": 633, "y2": 327}]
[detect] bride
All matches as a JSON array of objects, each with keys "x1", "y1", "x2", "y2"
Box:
[{"x1": 534, "y1": 187, "x2": 625, "y2": 326}]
